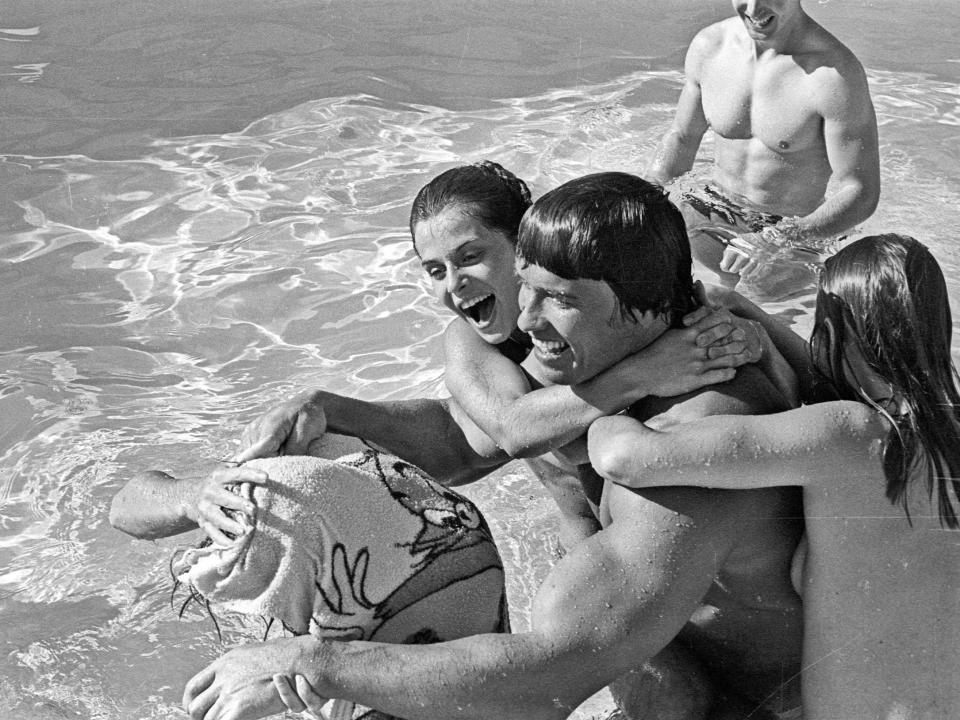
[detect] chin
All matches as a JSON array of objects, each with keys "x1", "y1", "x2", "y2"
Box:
[
  {"x1": 471, "y1": 314, "x2": 516, "y2": 345},
  {"x1": 476, "y1": 328, "x2": 510, "y2": 345},
  {"x1": 530, "y1": 357, "x2": 578, "y2": 386}
]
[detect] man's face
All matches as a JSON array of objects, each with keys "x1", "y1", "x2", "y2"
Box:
[
  {"x1": 731, "y1": 0, "x2": 803, "y2": 41},
  {"x1": 515, "y1": 259, "x2": 668, "y2": 386}
]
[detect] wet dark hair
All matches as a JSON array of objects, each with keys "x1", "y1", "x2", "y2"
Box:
[
  {"x1": 810, "y1": 233, "x2": 960, "y2": 528},
  {"x1": 515, "y1": 172, "x2": 697, "y2": 324},
  {"x1": 409, "y1": 161, "x2": 532, "y2": 253}
]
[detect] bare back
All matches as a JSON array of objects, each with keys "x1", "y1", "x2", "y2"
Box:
[
  {"x1": 802, "y1": 423, "x2": 960, "y2": 720},
  {"x1": 599, "y1": 365, "x2": 804, "y2": 711},
  {"x1": 590, "y1": 400, "x2": 960, "y2": 718}
]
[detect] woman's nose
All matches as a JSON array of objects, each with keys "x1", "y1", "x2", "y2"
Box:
[{"x1": 445, "y1": 265, "x2": 466, "y2": 294}]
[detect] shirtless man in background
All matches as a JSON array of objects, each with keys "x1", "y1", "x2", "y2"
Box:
[{"x1": 649, "y1": 0, "x2": 880, "y2": 291}]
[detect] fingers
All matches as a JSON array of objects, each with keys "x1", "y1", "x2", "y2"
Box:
[
  {"x1": 234, "y1": 410, "x2": 295, "y2": 462},
  {"x1": 197, "y1": 467, "x2": 266, "y2": 544},
  {"x1": 294, "y1": 675, "x2": 333, "y2": 718},
  {"x1": 235, "y1": 425, "x2": 285, "y2": 463},
  {"x1": 738, "y1": 258, "x2": 762, "y2": 283},
  {"x1": 692, "y1": 280, "x2": 708, "y2": 308},
  {"x1": 689, "y1": 307, "x2": 747, "y2": 349},
  {"x1": 694, "y1": 321, "x2": 737, "y2": 348},
  {"x1": 681, "y1": 304, "x2": 713, "y2": 327},
  {"x1": 183, "y1": 667, "x2": 217, "y2": 719},
  {"x1": 720, "y1": 246, "x2": 751, "y2": 274},
  {"x1": 281, "y1": 406, "x2": 328, "y2": 457},
  {"x1": 282, "y1": 413, "x2": 317, "y2": 456},
  {"x1": 233, "y1": 439, "x2": 276, "y2": 464},
  {"x1": 705, "y1": 340, "x2": 748, "y2": 362},
  {"x1": 197, "y1": 517, "x2": 240, "y2": 548},
  {"x1": 273, "y1": 674, "x2": 308, "y2": 713},
  {"x1": 698, "y1": 367, "x2": 738, "y2": 385}
]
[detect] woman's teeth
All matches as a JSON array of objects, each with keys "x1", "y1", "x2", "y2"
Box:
[{"x1": 461, "y1": 294, "x2": 495, "y2": 325}]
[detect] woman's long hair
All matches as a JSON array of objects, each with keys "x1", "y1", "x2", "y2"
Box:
[{"x1": 809, "y1": 234, "x2": 960, "y2": 527}]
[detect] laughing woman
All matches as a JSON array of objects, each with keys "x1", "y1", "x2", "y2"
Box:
[{"x1": 588, "y1": 233, "x2": 960, "y2": 720}]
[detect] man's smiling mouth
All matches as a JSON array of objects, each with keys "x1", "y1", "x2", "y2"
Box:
[
  {"x1": 530, "y1": 336, "x2": 569, "y2": 358},
  {"x1": 747, "y1": 13, "x2": 774, "y2": 29}
]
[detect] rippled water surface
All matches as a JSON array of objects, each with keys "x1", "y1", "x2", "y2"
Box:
[{"x1": 1, "y1": 1, "x2": 959, "y2": 718}]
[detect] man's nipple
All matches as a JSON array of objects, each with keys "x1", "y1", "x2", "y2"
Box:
[{"x1": 778, "y1": 140, "x2": 790, "y2": 150}]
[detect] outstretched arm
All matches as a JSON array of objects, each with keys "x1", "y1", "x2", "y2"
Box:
[
  {"x1": 182, "y1": 485, "x2": 742, "y2": 720},
  {"x1": 443, "y1": 309, "x2": 756, "y2": 459},
  {"x1": 112, "y1": 393, "x2": 508, "y2": 541},
  {"x1": 236, "y1": 390, "x2": 507, "y2": 486},
  {"x1": 588, "y1": 400, "x2": 885, "y2": 492},
  {"x1": 109, "y1": 464, "x2": 266, "y2": 541}
]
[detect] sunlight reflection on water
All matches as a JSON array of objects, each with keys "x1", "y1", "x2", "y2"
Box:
[{"x1": 1, "y1": 6, "x2": 960, "y2": 716}]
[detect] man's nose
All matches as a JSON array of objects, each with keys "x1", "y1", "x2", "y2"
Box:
[{"x1": 517, "y1": 288, "x2": 539, "y2": 332}]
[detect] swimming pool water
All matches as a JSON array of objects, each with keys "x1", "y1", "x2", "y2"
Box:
[{"x1": 1, "y1": 1, "x2": 959, "y2": 718}]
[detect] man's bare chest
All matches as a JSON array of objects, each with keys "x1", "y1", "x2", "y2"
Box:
[{"x1": 700, "y1": 60, "x2": 824, "y2": 154}]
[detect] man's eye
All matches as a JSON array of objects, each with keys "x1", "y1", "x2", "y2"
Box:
[
  {"x1": 461, "y1": 251, "x2": 482, "y2": 265},
  {"x1": 425, "y1": 267, "x2": 445, "y2": 280}
]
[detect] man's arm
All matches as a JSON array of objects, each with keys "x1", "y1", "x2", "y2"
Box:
[
  {"x1": 646, "y1": 32, "x2": 712, "y2": 184},
  {"x1": 443, "y1": 311, "x2": 752, "y2": 459},
  {"x1": 791, "y1": 57, "x2": 880, "y2": 239},
  {"x1": 109, "y1": 465, "x2": 265, "y2": 541},
  {"x1": 182, "y1": 483, "x2": 745, "y2": 720},
  {"x1": 112, "y1": 393, "x2": 508, "y2": 541},
  {"x1": 239, "y1": 390, "x2": 508, "y2": 486}
]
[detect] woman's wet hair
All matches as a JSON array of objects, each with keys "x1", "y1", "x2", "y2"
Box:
[
  {"x1": 409, "y1": 161, "x2": 532, "y2": 252},
  {"x1": 515, "y1": 172, "x2": 697, "y2": 325},
  {"x1": 810, "y1": 233, "x2": 960, "y2": 527}
]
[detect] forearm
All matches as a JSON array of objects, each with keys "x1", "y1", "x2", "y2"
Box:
[
  {"x1": 647, "y1": 128, "x2": 699, "y2": 185},
  {"x1": 109, "y1": 471, "x2": 202, "y2": 539},
  {"x1": 316, "y1": 391, "x2": 504, "y2": 485},
  {"x1": 298, "y1": 633, "x2": 591, "y2": 720},
  {"x1": 468, "y1": 362, "x2": 654, "y2": 459},
  {"x1": 779, "y1": 179, "x2": 879, "y2": 247}
]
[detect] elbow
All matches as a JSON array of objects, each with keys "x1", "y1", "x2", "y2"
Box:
[
  {"x1": 857, "y1": 181, "x2": 880, "y2": 222},
  {"x1": 587, "y1": 423, "x2": 629, "y2": 485},
  {"x1": 498, "y1": 437, "x2": 544, "y2": 459},
  {"x1": 108, "y1": 492, "x2": 145, "y2": 538},
  {"x1": 107, "y1": 495, "x2": 125, "y2": 532},
  {"x1": 841, "y1": 174, "x2": 880, "y2": 227}
]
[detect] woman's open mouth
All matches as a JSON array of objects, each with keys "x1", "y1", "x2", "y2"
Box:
[{"x1": 461, "y1": 293, "x2": 497, "y2": 327}]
